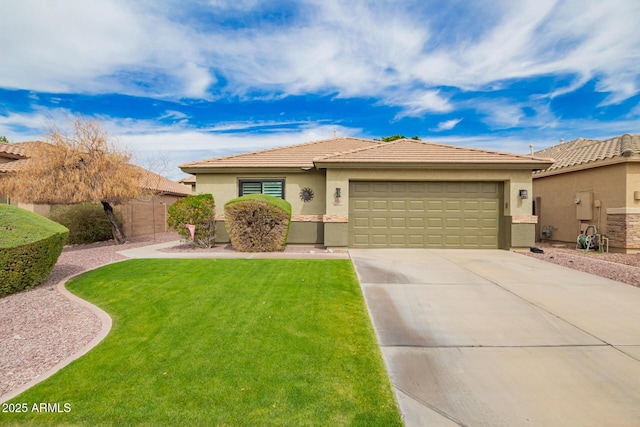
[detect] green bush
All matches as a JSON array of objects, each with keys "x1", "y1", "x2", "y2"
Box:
[
  {"x1": 48, "y1": 203, "x2": 118, "y2": 244},
  {"x1": 167, "y1": 194, "x2": 216, "y2": 248},
  {"x1": 0, "y1": 204, "x2": 69, "y2": 297},
  {"x1": 224, "y1": 194, "x2": 292, "y2": 252}
]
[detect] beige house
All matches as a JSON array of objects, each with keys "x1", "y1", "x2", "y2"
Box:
[
  {"x1": 533, "y1": 134, "x2": 640, "y2": 253},
  {"x1": 181, "y1": 137, "x2": 552, "y2": 249},
  {"x1": 178, "y1": 175, "x2": 197, "y2": 194},
  {"x1": 0, "y1": 142, "x2": 190, "y2": 238}
]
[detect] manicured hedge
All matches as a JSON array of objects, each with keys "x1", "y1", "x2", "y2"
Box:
[
  {"x1": 0, "y1": 204, "x2": 69, "y2": 297},
  {"x1": 224, "y1": 194, "x2": 292, "y2": 252}
]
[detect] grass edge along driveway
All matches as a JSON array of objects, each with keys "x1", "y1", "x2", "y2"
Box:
[{"x1": 1, "y1": 259, "x2": 401, "y2": 426}]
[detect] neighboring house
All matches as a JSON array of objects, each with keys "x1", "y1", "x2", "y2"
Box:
[
  {"x1": 0, "y1": 142, "x2": 49, "y2": 214},
  {"x1": 533, "y1": 134, "x2": 640, "y2": 253},
  {"x1": 180, "y1": 137, "x2": 552, "y2": 249},
  {"x1": 0, "y1": 141, "x2": 190, "y2": 238},
  {"x1": 178, "y1": 174, "x2": 197, "y2": 194}
]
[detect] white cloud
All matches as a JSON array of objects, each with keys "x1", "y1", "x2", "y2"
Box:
[
  {"x1": 431, "y1": 118, "x2": 463, "y2": 132},
  {"x1": 1, "y1": 0, "x2": 639, "y2": 114},
  {"x1": 0, "y1": 0, "x2": 213, "y2": 98}
]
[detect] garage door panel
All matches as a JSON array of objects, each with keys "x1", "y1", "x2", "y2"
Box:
[
  {"x1": 353, "y1": 217, "x2": 370, "y2": 228},
  {"x1": 427, "y1": 217, "x2": 443, "y2": 228},
  {"x1": 391, "y1": 200, "x2": 406, "y2": 211},
  {"x1": 390, "y1": 183, "x2": 407, "y2": 194},
  {"x1": 353, "y1": 200, "x2": 370, "y2": 211},
  {"x1": 410, "y1": 200, "x2": 425, "y2": 211},
  {"x1": 391, "y1": 217, "x2": 406, "y2": 228},
  {"x1": 372, "y1": 200, "x2": 388, "y2": 211},
  {"x1": 349, "y1": 181, "x2": 501, "y2": 248},
  {"x1": 372, "y1": 234, "x2": 388, "y2": 245},
  {"x1": 390, "y1": 234, "x2": 406, "y2": 245},
  {"x1": 464, "y1": 200, "x2": 480, "y2": 211},
  {"x1": 464, "y1": 218, "x2": 480, "y2": 228},
  {"x1": 372, "y1": 184, "x2": 389, "y2": 193},
  {"x1": 427, "y1": 200, "x2": 442, "y2": 212},
  {"x1": 409, "y1": 217, "x2": 424, "y2": 229},
  {"x1": 372, "y1": 217, "x2": 388, "y2": 228},
  {"x1": 445, "y1": 235, "x2": 462, "y2": 246},
  {"x1": 408, "y1": 234, "x2": 425, "y2": 245},
  {"x1": 446, "y1": 200, "x2": 462, "y2": 212}
]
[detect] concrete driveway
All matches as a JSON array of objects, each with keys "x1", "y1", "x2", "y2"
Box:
[{"x1": 349, "y1": 249, "x2": 640, "y2": 426}]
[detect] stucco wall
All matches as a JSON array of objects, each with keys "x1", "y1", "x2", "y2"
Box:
[
  {"x1": 626, "y1": 162, "x2": 640, "y2": 206},
  {"x1": 532, "y1": 163, "x2": 627, "y2": 244},
  {"x1": 196, "y1": 171, "x2": 326, "y2": 216},
  {"x1": 197, "y1": 171, "x2": 327, "y2": 245}
]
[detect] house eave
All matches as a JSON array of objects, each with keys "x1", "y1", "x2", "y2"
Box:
[
  {"x1": 533, "y1": 156, "x2": 640, "y2": 179},
  {"x1": 180, "y1": 166, "x2": 319, "y2": 174}
]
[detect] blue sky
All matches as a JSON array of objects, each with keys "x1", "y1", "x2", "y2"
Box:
[{"x1": 1, "y1": 0, "x2": 639, "y2": 180}]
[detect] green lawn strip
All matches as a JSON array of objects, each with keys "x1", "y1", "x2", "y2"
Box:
[{"x1": 1, "y1": 259, "x2": 401, "y2": 426}]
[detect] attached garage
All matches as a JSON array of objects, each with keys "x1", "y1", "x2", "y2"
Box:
[{"x1": 349, "y1": 181, "x2": 501, "y2": 248}]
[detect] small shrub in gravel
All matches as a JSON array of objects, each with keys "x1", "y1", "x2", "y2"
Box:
[
  {"x1": 0, "y1": 204, "x2": 68, "y2": 297},
  {"x1": 48, "y1": 203, "x2": 118, "y2": 244},
  {"x1": 224, "y1": 194, "x2": 291, "y2": 252},
  {"x1": 167, "y1": 194, "x2": 216, "y2": 248}
]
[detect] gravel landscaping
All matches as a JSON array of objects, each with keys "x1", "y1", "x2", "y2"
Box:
[
  {"x1": 522, "y1": 242, "x2": 640, "y2": 288},
  {"x1": 2, "y1": 234, "x2": 639, "y2": 402}
]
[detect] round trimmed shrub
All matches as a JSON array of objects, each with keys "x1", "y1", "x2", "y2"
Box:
[
  {"x1": 167, "y1": 194, "x2": 216, "y2": 248},
  {"x1": 224, "y1": 194, "x2": 292, "y2": 252},
  {"x1": 1, "y1": 204, "x2": 69, "y2": 297}
]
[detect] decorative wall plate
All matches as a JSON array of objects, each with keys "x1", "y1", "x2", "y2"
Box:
[{"x1": 299, "y1": 187, "x2": 314, "y2": 202}]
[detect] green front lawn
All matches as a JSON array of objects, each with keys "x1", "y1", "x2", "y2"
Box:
[{"x1": 1, "y1": 259, "x2": 401, "y2": 426}]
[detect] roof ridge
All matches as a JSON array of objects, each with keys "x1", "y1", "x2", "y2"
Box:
[
  {"x1": 316, "y1": 138, "x2": 386, "y2": 160},
  {"x1": 415, "y1": 138, "x2": 551, "y2": 161},
  {"x1": 179, "y1": 136, "x2": 374, "y2": 167}
]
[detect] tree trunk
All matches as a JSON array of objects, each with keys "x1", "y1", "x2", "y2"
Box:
[{"x1": 101, "y1": 201, "x2": 126, "y2": 244}]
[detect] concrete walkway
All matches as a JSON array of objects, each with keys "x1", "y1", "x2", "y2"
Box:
[
  {"x1": 117, "y1": 240, "x2": 350, "y2": 259},
  {"x1": 350, "y1": 249, "x2": 640, "y2": 426}
]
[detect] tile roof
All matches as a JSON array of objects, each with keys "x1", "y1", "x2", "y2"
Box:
[
  {"x1": 181, "y1": 137, "x2": 553, "y2": 171},
  {"x1": 534, "y1": 134, "x2": 640, "y2": 172},
  {"x1": 136, "y1": 166, "x2": 191, "y2": 196},
  {"x1": 180, "y1": 137, "x2": 380, "y2": 170},
  {"x1": 315, "y1": 138, "x2": 553, "y2": 166},
  {"x1": 0, "y1": 143, "x2": 30, "y2": 160}
]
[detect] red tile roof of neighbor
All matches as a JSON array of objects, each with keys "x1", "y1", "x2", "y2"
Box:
[
  {"x1": 180, "y1": 137, "x2": 553, "y2": 171},
  {"x1": 534, "y1": 134, "x2": 640, "y2": 173}
]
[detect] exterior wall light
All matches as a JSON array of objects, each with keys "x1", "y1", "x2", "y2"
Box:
[
  {"x1": 519, "y1": 189, "x2": 528, "y2": 199},
  {"x1": 335, "y1": 187, "x2": 341, "y2": 198}
]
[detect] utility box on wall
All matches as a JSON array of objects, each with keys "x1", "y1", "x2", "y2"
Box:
[{"x1": 575, "y1": 191, "x2": 593, "y2": 220}]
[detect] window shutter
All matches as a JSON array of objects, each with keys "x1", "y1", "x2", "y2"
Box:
[
  {"x1": 241, "y1": 182, "x2": 262, "y2": 195},
  {"x1": 262, "y1": 181, "x2": 283, "y2": 198}
]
